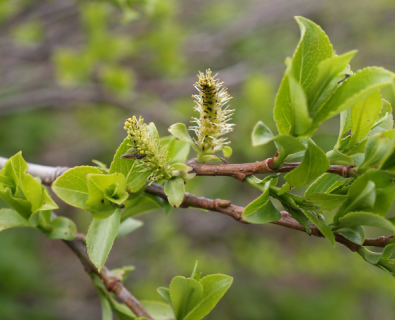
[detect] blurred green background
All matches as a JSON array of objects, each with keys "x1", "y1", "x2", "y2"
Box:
[{"x1": 2, "y1": 0, "x2": 395, "y2": 319}]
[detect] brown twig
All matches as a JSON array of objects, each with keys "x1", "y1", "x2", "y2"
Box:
[
  {"x1": 144, "y1": 183, "x2": 393, "y2": 252},
  {"x1": 185, "y1": 159, "x2": 354, "y2": 181},
  {"x1": 0, "y1": 156, "x2": 390, "y2": 252},
  {"x1": 63, "y1": 237, "x2": 154, "y2": 320}
]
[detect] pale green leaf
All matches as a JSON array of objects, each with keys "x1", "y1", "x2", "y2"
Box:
[
  {"x1": 339, "y1": 211, "x2": 395, "y2": 232},
  {"x1": 164, "y1": 177, "x2": 185, "y2": 207},
  {"x1": 242, "y1": 181, "x2": 281, "y2": 224},
  {"x1": 284, "y1": 141, "x2": 330, "y2": 189},
  {"x1": 313, "y1": 67, "x2": 395, "y2": 129},
  {"x1": 169, "y1": 276, "x2": 203, "y2": 320},
  {"x1": 309, "y1": 51, "x2": 357, "y2": 116},
  {"x1": 109, "y1": 138, "x2": 152, "y2": 192},
  {"x1": 168, "y1": 123, "x2": 199, "y2": 152},
  {"x1": 336, "y1": 226, "x2": 365, "y2": 246},
  {"x1": 0, "y1": 208, "x2": 30, "y2": 231},
  {"x1": 52, "y1": 166, "x2": 103, "y2": 210},
  {"x1": 183, "y1": 274, "x2": 233, "y2": 320},
  {"x1": 87, "y1": 208, "x2": 121, "y2": 271},
  {"x1": 117, "y1": 218, "x2": 143, "y2": 238},
  {"x1": 305, "y1": 173, "x2": 348, "y2": 196},
  {"x1": 47, "y1": 217, "x2": 77, "y2": 240}
]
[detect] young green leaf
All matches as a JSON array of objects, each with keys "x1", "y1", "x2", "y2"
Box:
[
  {"x1": 122, "y1": 194, "x2": 172, "y2": 219},
  {"x1": 0, "y1": 208, "x2": 30, "y2": 231},
  {"x1": 109, "y1": 138, "x2": 152, "y2": 192},
  {"x1": 301, "y1": 209, "x2": 335, "y2": 247},
  {"x1": 345, "y1": 90, "x2": 382, "y2": 149},
  {"x1": 336, "y1": 226, "x2": 365, "y2": 246},
  {"x1": 291, "y1": 16, "x2": 333, "y2": 97},
  {"x1": 335, "y1": 180, "x2": 376, "y2": 221},
  {"x1": 358, "y1": 132, "x2": 393, "y2": 172},
  {"x1": 116, "y1": 218, "x2": 143, "y2": 238},
  {"x1": 141, "y1": 301, "x2": 174, "y2": 320},
  {"x1": 284, "y1": 141, "x2": 330, "y2": 189},
  {"x1": 309, "y1": 51, "x2": 357, "y2": 117},
  {"x1": 46, "y1": 217, "x2": 77, "y2": 240},
  {"x1": 168, "y1": 123, "x2": 199, "y2": 152},
  {"x1": 87, "y1": 208, "x2": 121, "y2": 271},
  {"x1": 357, "y1": 247, "x2": 383, "y2": 265},
  {"x1": 251, "y1": 121, "x2": 274, "y2": 146},
  {"x1": 86, "y1": 173, "x2": 128, "y2": 219},
  {"x1": 182, "y1": 274, "x2": 233, "y2": 320},
  {"x1": 169, "y1": 276, "x2": 203, "y2": 320},
  {"x1": 312, "y1": 67, "x2": 395, "y2": 130},
  {"x1": 222, "y1": 146, "x2": 232, "y2": 159},
  {"x1": 162, "y1": 136, "x2": 191, "y2": 164},
  {"x1": 305, "y1": 173, "x2": 348, "y2": 196},
  {"x1": 52, "y1": 166, "x2": 103, "y2": 210},
  {"x1": 338, "y1": 211, "x2": 395, "y2": 232},
  {"x1": 242, "y1": 181, "x2": 281, "y2": 224},
  {"x1": 164, "y1": 177, "x2": 185, "y2": 207},
  {"x1": 304, "y1": 193, "x2": 347, "y2": 211}
]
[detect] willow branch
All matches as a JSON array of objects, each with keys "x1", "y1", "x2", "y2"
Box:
[
  {"x1": 63, "y1": 237, "x2": 154, "y2": 320},
  {"x1": 185, "y1": 158, "x2": 355, "y2": 181},
  {"x1": 0, "y1": 156, "x2": 390, "y2": 252}
]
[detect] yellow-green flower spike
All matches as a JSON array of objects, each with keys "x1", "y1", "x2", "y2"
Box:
[
  {"x1": 189, "y1": 69, "x2": 235, "y2": 159},
  {"x1": 124, "y1": 116, "x2": 172, "y2": 181}
]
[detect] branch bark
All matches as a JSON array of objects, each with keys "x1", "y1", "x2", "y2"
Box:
[
  {"x1": 185, "y1": 158, "x2": 355, "y2": 181},
  {"x1": 0, "y1": 156, "x2": 390, "y2": 254},
  {"x1": 63, "y1": 237, "x2": 154, "y2": 320}
]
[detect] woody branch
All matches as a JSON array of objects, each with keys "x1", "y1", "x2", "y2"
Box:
[{"x1": 0, "y1": 156, "x2": 390, "y2": 252}]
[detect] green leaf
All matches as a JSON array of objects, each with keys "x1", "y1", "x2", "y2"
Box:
[
  {"x1": 284, "y1": 141, "x2": 330, "y2": 189},
  {"x1": 222, "y1": 146, "x2": 232, "y2": 159},
  {"x1": 46, "y1": 217, "x2": 77, "y2": 240},
  {"x1": 157, "y1": 287, "x2": 172, "y2": 305},
  {"x1": 168, "y1": 123, "x2": 199, "y2": 152},
  {"x1": 305, "y1": 173, "x2": 348, "y2": 196},
  {"x1": 242, "y1": 181, "x2": 281, "y2": 224},
  {"x1": 251, "y1": 121, "x2": 274, "y2": 146},
  {"x1": 170, "y1": 163, "x2": 195, "y2": 181},
  {"x1": 86, "y1": 173, "x2": 128, "y2": 219},
  {"x1": 326, "y1": 149, "x2": 355, "y2": 165},
  {"x1": 301, "y1": 209, "x2": 335, "y2": 247},
  {"x1": 309, "y1": 51, "x2": 357, "y2": 116},
  {"x1": 304, "y1": 193, "x2": 347, "y2": 211},
  {"x1": 116, "y1": 218, "x2": 143, "y2": 238},
  {"x1": 357, "y1": 247, "x2": 383, "y2": 265},
  {"x1": 346, "y1": 91, "x2": 382, "y2": 148},
  {"x1": 313, "y1": 67, "x2": 395, "y2": 130},
  {"x1": 182, "y1": 274, "x2": 233, "y2": 320},
  {"x1": 91, "y1": 274, "x2": 114, "y2": 320},
  {"x1": 109, "y1": 138, "x2": 152, "y2": 192},
  {"x1": 52, "y1": 166, "x2": 103, "y2": 210},
  {"x1": 338, "y1": 211, "x2": 395, "y2": 232},
  {"x1": 335, "y1": 180, "x2": 376, "y2": 221},
  {"x1": 336, "y1": 226, "x2": 365, "y2": 246},
  {"x1": 164, "y1": 177, "x2": 185, "y2": 207},
  {"x1": 87, "y1": 208, "x2": 121, "y2": 271},
  {"x1": 141, "y1": 301, "x2": 174, "y2": 320},
  {"x1": 162, "y1": 136, "x2": 191, "y2": 164},
  {"x1": 0, "y1": 208, "x2": 30, "y2": 231},
  {"x1": 358, "y1": 132, "x2": 393, "y2": 172},
  {"x1": 291, "y1": 17, "x2": 333, "y2": 96},
  {"x1": 169, "y1": 276, "x2": 203, "y2": 320},
  {"x1": 287, "y1": 73, "x2": 313, "y2": 135},
  {"x1": 122, "y1": 194, "x2": 172, "y2": 219},
  {"x1": 111, "y1": 266, "x2": 135, "y2": 282}
]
